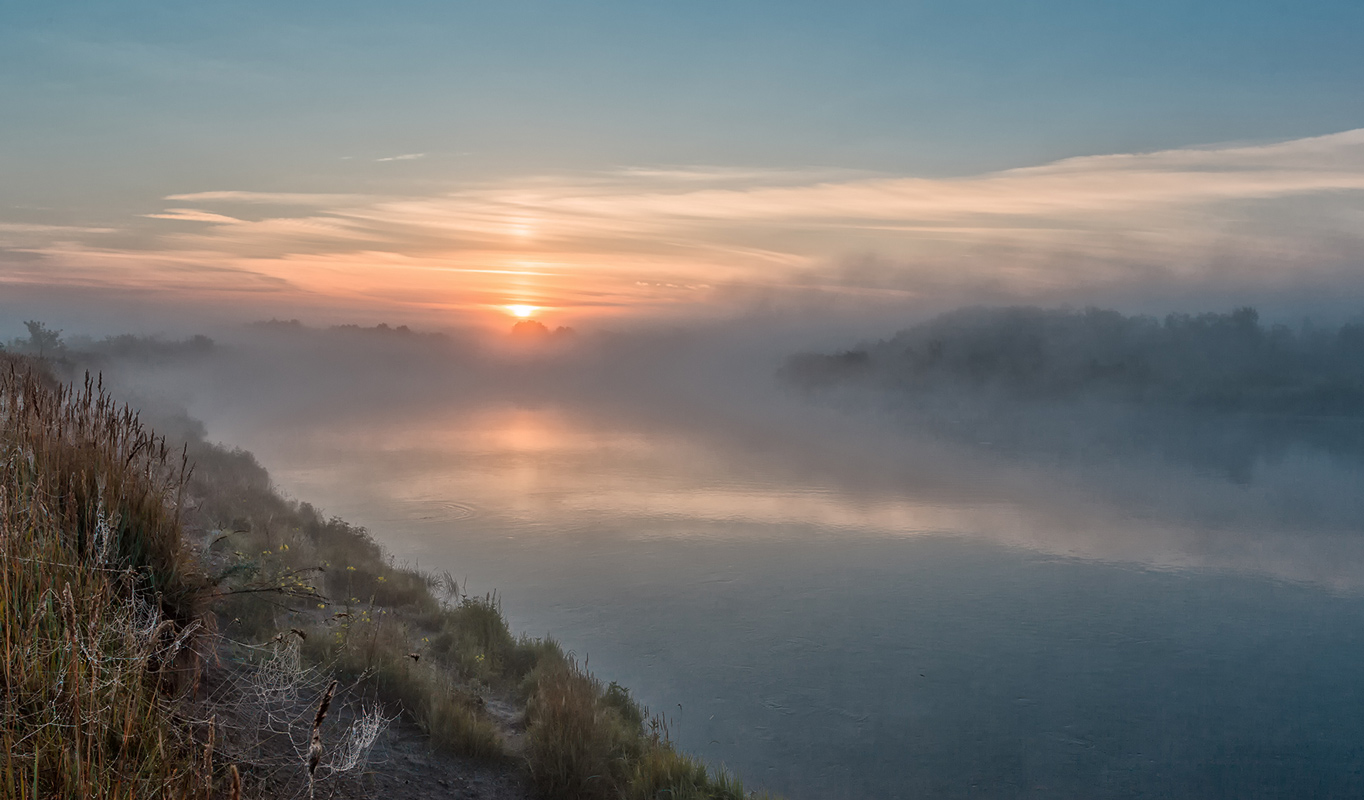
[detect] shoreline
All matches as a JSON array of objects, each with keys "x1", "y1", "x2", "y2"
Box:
[{"x1": 1, "y1": 350, "x2": 773, "y2": 800}]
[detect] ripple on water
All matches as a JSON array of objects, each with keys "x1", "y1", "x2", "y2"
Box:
[{"x1": 383, "y1": 500, "x2": 482, "y2": 525}]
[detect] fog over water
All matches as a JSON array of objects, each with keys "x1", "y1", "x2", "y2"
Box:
[
  {"x1": 9, "y1": 3, "x2": 1364, "y2": 795},
  {"x1": 83, "y1": 316, "x2": 1364, "y2": 798}
]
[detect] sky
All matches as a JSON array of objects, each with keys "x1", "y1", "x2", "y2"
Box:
[{"x1": 3, "y1": 0, "x2": 1364, "y2": 334}]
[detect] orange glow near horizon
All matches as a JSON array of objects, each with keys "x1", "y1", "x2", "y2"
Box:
[{"x1": 505, "y1": 304, "x2": 539, "y2": 318}]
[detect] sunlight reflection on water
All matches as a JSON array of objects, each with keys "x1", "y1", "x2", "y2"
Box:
[{"x1": 260, "y1": 404, "x2": 1364, "y2": 589}]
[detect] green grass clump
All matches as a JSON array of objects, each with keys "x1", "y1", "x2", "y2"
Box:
[
  {"x1": 624, "y1": 747, "x2": 751, "y2": 800},
  {"x1": 426, "y1": 591, "x2": 550, "y2": 686},
  {"x1": 526, "y1": 651, "x2": 758, "y2": 800},
  {"x1": 0, "y1": 355, "x2": 210, "y2": 799},
  {"x1": 299, "y1": 598, "x2": 507, "y2": 760}
]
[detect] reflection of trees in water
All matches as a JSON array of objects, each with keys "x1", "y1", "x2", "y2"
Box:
[
  {"x1": 921, "y1": 400, "x2": 1364, "y2": 484},
  {"x1": 1154, "y1": 413, "x2": 1364, "y2": 482}
]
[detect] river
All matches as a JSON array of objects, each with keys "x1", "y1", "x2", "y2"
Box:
[{"x1": 188, "y1": 373, "x2": 1364, "y2": 799}]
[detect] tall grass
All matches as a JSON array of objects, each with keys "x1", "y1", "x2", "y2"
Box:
[
  {"x1": 527, "y1": 652, "x2": 761, "y2": 800},
  {"x1": 299, "y1": 598, "x2": 507, "y2": 760},
  {"x1": 0, "y1": 356, "x2": 210, "y2": 799}
]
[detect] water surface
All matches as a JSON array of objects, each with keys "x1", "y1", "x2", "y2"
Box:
[{"x1": 206, "y1": 398, "x2": 1364, "y2": 799}]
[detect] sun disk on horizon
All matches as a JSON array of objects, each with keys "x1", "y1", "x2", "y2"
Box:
[{"x1": 505, "y1": 304, "x2": 539, "y2": 318}]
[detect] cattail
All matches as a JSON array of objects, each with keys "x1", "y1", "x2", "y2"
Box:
[
  {"x1": 228, "y1": 764, "x2": 241, "y2": 800},
  {"x1": 307, "y1": 679, "x2": 338, "y2": 796}
]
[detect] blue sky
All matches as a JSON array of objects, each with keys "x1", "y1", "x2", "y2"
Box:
[{"x1": 3, "y1": 1, "x2": 1364, "y2": 330}]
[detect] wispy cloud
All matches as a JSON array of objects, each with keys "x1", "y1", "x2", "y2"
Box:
[
  {"x1": 0, "y1": 223, "x2": 116, "y2": 236},
  {"x1": 9, "y1": 130, "x2": 1364, "y2": 325},
  {"x1": 375, "y1": 153, "x2": 426, "y2": 162},
  {"x1": 164, "y1": 191, "x2": 370, "y2": 205},
  {"x1": 143, "y1": 208, "x2": 244, "y2": 224}
]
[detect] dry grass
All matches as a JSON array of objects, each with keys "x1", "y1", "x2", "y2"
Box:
[
  {"x1": 0, "y1": 355, "x2": 211, "y2": 799},
  {"x1": 0, "y1": 354, "x2": 398, "y2": 798}
]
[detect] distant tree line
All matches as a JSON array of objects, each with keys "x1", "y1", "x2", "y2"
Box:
[
  {"x1": 249, "y1": 318, "x2": 460, "y2": 343},
  {"x1": 2, "y1": 321, "x2": 214, "y2": 363},
  {"x1": 783, "y1": 306, "x2": 1364, "y2": 417}
]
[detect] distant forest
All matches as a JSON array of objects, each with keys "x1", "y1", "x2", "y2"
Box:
[
  {"x1": 1, "y1": 320, "x2": 215, "y2": 363},
  {"x1": 783, "y1": 307, "x2": 1364, "y2": 417}
]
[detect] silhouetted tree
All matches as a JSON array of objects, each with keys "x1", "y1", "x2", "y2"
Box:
[{"x1": 21, "y1": 320, "x2": 63, "y2": 358}]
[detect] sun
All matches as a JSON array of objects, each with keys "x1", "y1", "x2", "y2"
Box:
[{"x1": 504, "y1": 304, "x2": 539, "y2": 319}]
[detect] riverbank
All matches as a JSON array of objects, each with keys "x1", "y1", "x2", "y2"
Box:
[{"x1": 1, "y1": 351, "x2": 768, "y2": 799}]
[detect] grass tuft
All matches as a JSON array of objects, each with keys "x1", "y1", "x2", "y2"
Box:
[
  {"x1": 0, "y1": 354, "x2": 210, "y2": 799},
  {"x1": 526, "y1": 650, "x2": 760, "y2": 800}
]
